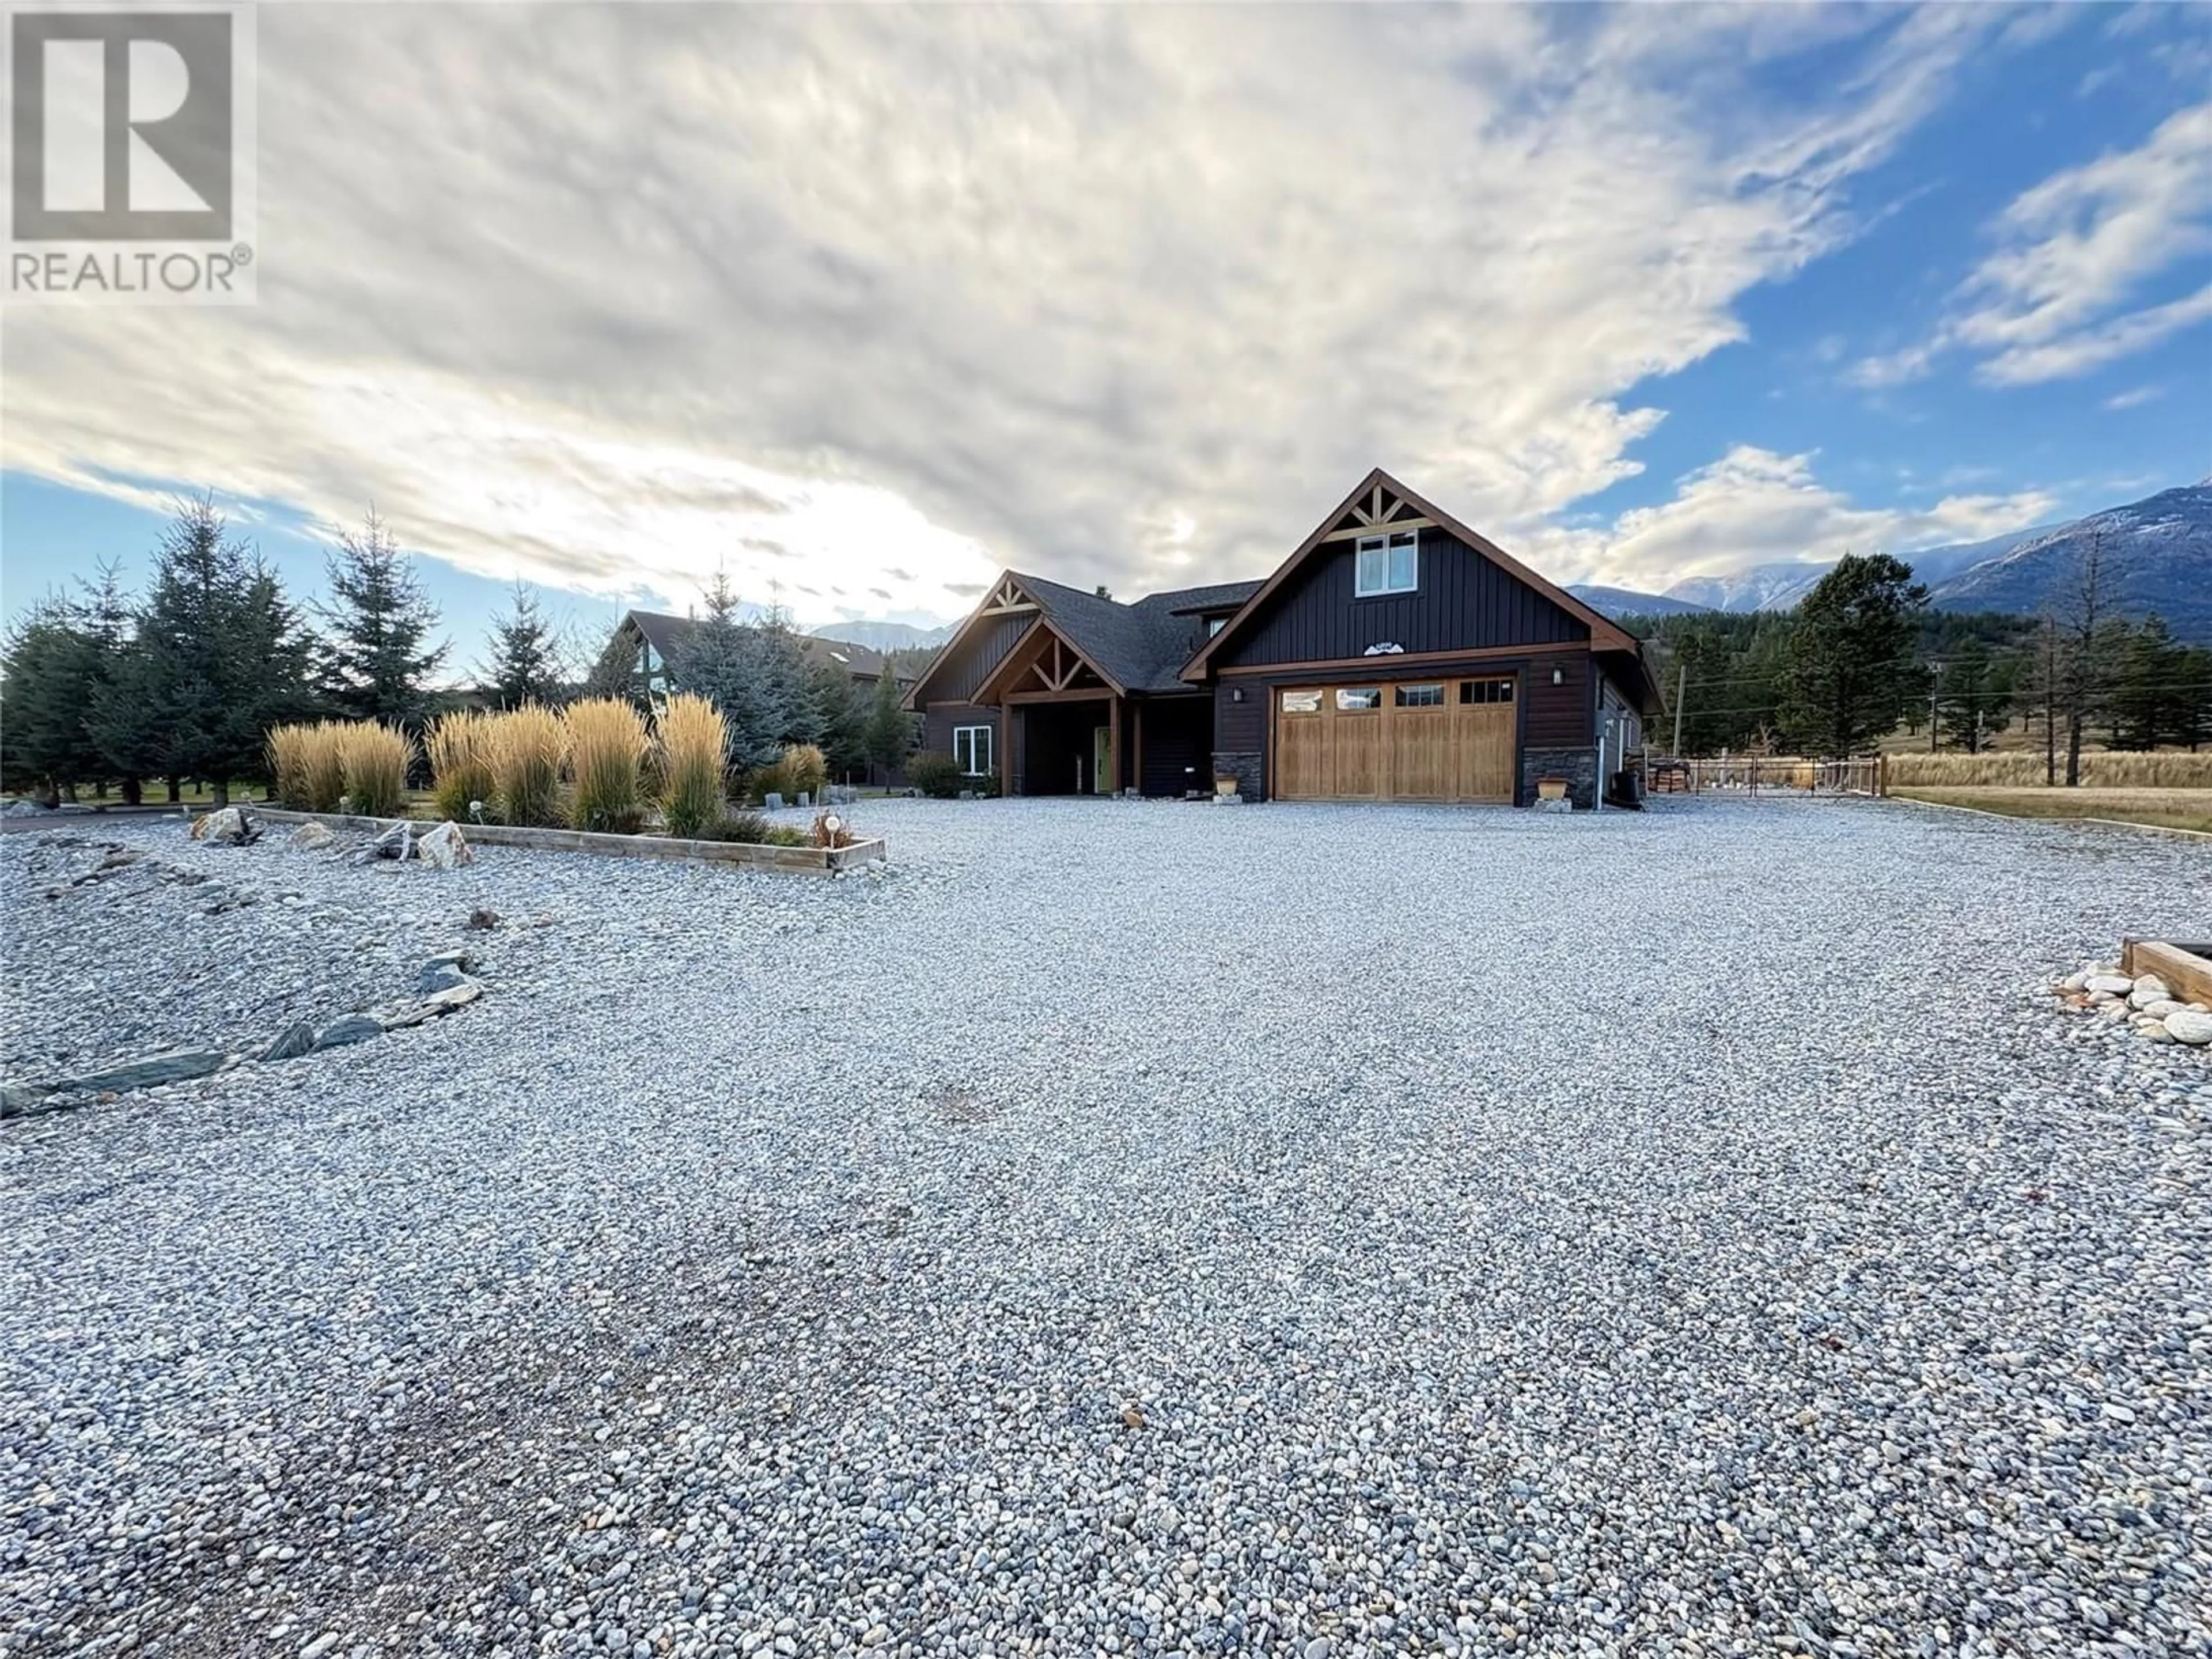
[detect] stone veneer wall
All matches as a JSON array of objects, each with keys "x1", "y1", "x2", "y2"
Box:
[
  {"x1": 1520, "y1": 747, "x2": 1599, "y2": 810},
  {"x1": 1212, "y1": 751, "x2": 1264, "y2": 801}
]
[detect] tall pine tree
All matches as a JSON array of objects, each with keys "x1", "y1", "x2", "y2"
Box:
[
  {"x1": 864, "y1": 656, "x2": 916, "y2": 781},
  {"x1": 319, "y1": 507, "x2": 446, "y2": 726},
  {"x1": 1779, "y1": 553, "x2": 1926, "y2": 758},
  {"x1": 0, "y1": 600, "x2": 104, "y2": 803}
]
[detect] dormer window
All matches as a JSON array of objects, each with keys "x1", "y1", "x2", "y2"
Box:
[{"x1": 1355, "y1": 529, "x2": 1418, "y2": 597}]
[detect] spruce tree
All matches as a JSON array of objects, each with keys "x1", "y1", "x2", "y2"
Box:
[
  {"x1": 808, "y1": 656, "x2": 869, "y2": 782},
  {"x1": 669, "y1": 572, "x2": 777, "y2": 766},
  {"x1": 319, "y1": 507, "x2": 446, "y2": 726},
  {"x1": 482, "y1": 581, "x2": 567, "y2": 707},
  {"x1": 864, "y1": 657, "x2": 916, "y2": 780},
  {"x1": 1, "y1": 601, "x2": 104, "y2": 802},
  {"x1": 1779, "y1": 553, "x2": 1926, "y2": 758}
]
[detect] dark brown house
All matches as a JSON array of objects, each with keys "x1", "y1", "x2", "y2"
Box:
[
  {"x1": 606, "y1": 611, "x2": 911, "y2": 699},
  {"x1": 904, "y1": 469, "x2": 1661, "y2": 808}
]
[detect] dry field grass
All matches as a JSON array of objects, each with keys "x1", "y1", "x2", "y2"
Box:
[
  {"x1": 1893, "y1": 786, "x2": 2212, "y2": 834},
  {"x1": 1885, "y1": 751, "x2": 2212, "y2": 789}
]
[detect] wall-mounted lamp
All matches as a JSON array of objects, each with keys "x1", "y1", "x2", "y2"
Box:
[
  {"x1": 1551, "y1": 666, "x2": 1564, "y2": 686},
  {"x1": 1230, "y1": 686, "x2": 1245, "y2": 703}
]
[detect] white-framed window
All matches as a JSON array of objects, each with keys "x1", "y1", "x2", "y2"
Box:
[
  {"x1": 1206, "y1": 616, "x2": 1227, "y2": 637},
  {"x1": 1354, "y1": 529, "x2": 1418, "y2": 597},
  {"x1": 953, "y1": 724, "x2": 994, "y2": 777}
]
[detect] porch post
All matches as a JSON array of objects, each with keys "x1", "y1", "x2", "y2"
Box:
[
  {"x1": 1109, "y1": 696, "x2": 1123, "y2": 797},
  {"x1": 1001, "y1": 706, "x2": 1013, "y2": 797}
]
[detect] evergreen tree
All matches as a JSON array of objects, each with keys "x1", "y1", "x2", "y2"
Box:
[
  {"x1": 808, "y1": 655, "x2": 869, "y2": 781},
  {"x1": 2108, "y1": 615, "x2": 2180, "y2": 751},
  {"x1": 864, "y1": 657, "x2": 916, "y2": 779},
  {"x1": 753, "y1": 611, "x2": 823, "y2": 751},
  {"x1": 481, "y1": 581, "x2": 567, "y2": 707},
  {"x1": 0, "y1": 601, "x2": 104, "y2": 802},
  {"x1": 1779, "y1": 553, "x2": 1926, "y2": 758},
  {"x1": 319, "y1": 506, "x2": 446, "y2": 725},
  {"x1": 2172, "y1": 646, "x2": 2212, "y2": 752},
  {"x1": 1937, "y1": 637, "x2": 1995, "y2": 753},
  {"x1": 129, "y1": 495, "x2": 316, "y2": 805},
  {"x1": 75, "y1": 562, "x2": 145, "y2": 803},
  {"x1": 669, "y1": 571, "x2": 777, "y2": 766}
]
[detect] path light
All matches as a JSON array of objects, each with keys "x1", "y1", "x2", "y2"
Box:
[{"x1": 822, "y1": 814, "x2": 843, "y2": 836}]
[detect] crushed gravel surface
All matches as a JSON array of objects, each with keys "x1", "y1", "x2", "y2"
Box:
[{"x1": 2, "y1": 797, "x2": 2208, "y2": 1659}]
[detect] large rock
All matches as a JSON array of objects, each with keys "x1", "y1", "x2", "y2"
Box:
[
  {"x1": 2162, "y1": 1009, "x2": 2212, "y2": 1046},
  {"x1": 1, "y1": 798, "x2": 52, "y2": 819},
  {"x1": 288, "y1": 821, "x2": 335, "y2": 851},
  {"x1": 313, "y1": 1014, "x2": 384, "y2": 1050},
  {"x1": 260, "y1": 1020, "x2": 317, "y2": 1062},
  {"x1": 415, "y1": 960, "x2": 470, "y2": 995},
  {"x1": 53, "y1": 1048, "x2": 227, "y2": 1093},
  {"x1": 2085, "y1": 974, "x2": 2134, "y2": 995},
  {"x1": 191, "y1": 806, "x2": 257, "y2": 845},
  {"x1": 416, "y1": 821, "x2": 472, "y2": 869}
]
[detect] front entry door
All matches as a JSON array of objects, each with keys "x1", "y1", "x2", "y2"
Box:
[{"x1": 1093, "y1": 726, "x2": 1111, "y2": 794}]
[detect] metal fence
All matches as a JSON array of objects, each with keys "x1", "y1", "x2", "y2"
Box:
[{"x1": 1645, "y1": 756, "x2": 1885, "y2": 797}]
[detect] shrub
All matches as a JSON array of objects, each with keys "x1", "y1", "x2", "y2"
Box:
[
  {"x1": 265, "y1": 723, "x2": 314, "y2": 809},
  {"x1": 488, "y1": 703, "x2": 567, "y2": 827},
  {"x1": 565, "y1": 696, "x2": 651, "y2": 832},
  {"x1": 426, "y1": 709, "x2": 497, "y2": 823},
  {"x1": 336, "y1": 722, "x2": 414, "y2": 819},
  {"x1": 656, "y1": 693, "x2": 728, "y2": 839},
  {"x1": 907, "y1": 749, "x2": 963, "y2": 799},
  {"x1": 301, "y1": 721, "x2": 351, "y2": 814},
  {"x1": 779, "y1": 743, "x2": 828, "y2": 802},
  {"x1": 808, "y1": 806, "x2": 857, "y2": 849},
  {"x1": 764, "y1": 825, "x2": 808, "y2": 847},
  {"x1": 694, "y1": 809, "x2": 770, "y2": 844}
]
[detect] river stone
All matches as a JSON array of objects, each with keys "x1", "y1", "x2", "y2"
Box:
[
  {"x1": 2085, "y1": 974, "x2": 2133, "y2": 995},
  {"x1": 2130, "y1": 975, "x2": 2170, "y2": 1002},
  {"x1": 2161, "y1": 1009, "x2": 2212, "y2": 1046}
]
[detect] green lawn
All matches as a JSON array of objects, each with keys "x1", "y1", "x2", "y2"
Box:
[{"x1": 1894, "y1": 786, "x2": 2212, "y2": 835}]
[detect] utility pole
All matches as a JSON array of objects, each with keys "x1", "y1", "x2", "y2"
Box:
[
  {"x1": 1927, "y1": 660, "x2": 1942, "y2": 754},
  {"x1": 1671, "y1": 661, "x2": 1687, "y2": 757}
]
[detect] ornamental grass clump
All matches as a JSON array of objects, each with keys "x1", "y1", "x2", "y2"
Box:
[
  {"x1": 488, "y1": 703, "x2": 567, "y2": 827},
  {"x1": 426, "y1": 709, "x2": 497, "y2": 823},
  {"x1": 778, "y1": 743, "x2": 828, "y2": 802},
  {"x1": 336, "y1": 721, "x2": 414, "y2": 819},
  {"x1": 271, "y1": 719, "x2": 351, "y2": 813},
  {"x1": 565, "y1": 696, "x2": 650, "y2": 832},
  {"x1": 656, "y1": 693, "x2": 728, "y2": 839},
  {"x1": 264, "y1": 722, "x2": 315, "y2": 809}
]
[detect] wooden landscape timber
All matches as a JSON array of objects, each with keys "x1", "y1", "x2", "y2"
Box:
[
  {"x1": 249, "y1": 808, "x2": 885, "y2": 875},
  {"x1": 2122, "y1": 939, "x2": 2212, "y2": 1008}
]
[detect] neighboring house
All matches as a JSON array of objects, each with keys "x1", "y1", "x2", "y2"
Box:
[
  {"x1": 604, "y1": 611, "x2": 912, "y2": 698},
  {"x1": 904, "y1": 469, "x2": 1661, "y2": 808}
]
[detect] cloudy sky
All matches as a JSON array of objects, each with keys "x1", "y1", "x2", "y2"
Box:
[{"x1": 3, "y1": 1, "x2": 2207, "y2": 652}]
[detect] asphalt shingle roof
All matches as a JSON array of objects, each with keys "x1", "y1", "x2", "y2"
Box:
[
  {"x1": 622, "y1": 612, "x2": 900, "y2": 682},
  {"x1": 1009, "y1": 574, "x2": 1264, "y2": 693}
]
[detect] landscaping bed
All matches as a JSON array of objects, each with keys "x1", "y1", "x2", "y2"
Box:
[{"x1": 252, "y1": 806, "x2": 887, "y2": 874}]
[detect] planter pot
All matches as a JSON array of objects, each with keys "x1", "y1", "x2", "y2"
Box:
[
  {"x1": 1536, "y1": 777, "x2": 1570, "y2": 802},
  {"x1": 1214, "y1": 777, "x2": 1240, "y2": 797}
]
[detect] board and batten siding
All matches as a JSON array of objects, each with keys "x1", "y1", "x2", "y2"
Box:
[
  {"x1": 929, "y1": 612, "x2": 1034, "y2": 703},
  {"x1": 1213, "y1": 528, "x2": 1588, "y2": 668},
  {"x1": 922, "y1": 702, "x2": 1000, "y2": 766}
]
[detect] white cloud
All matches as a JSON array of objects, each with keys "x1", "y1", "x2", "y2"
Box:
[
  {"x1": 1, "y1": 4, "x2": 2019, "y2": 623},
  {"x1": 1852, "y1": 99, "x2": 2212, "y2": 389},
  {"x1": 1528, "y1": 447, "x2": 2059, "y2": 592},
  {"x1": 2102, "y1": 383, "x2": 2166, "y2": 410}
]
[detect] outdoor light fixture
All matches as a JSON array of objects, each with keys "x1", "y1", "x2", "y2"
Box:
[
  {"x1": 1551, "y1": 666, "x2": 1564, "y2": 685},
  {"x1": 1231, "y1": 687, "x2": 1245, "y2": 702}
]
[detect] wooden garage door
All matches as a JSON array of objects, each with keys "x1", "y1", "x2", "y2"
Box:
[{"x1": 1274, "y1": 677, "x2": 1516, "y2": 803}]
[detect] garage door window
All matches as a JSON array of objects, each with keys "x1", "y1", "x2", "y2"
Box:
[
  {"x1": 1460, "y1": 679, "x2": 1514, "y2": 704},
  {"x1": 1336, "y1": 687, "x2": 1382, "y2": 711},
  {"x1": 1354, "y1": 530, "x2": 1418, "y2": 597},
  {"x1": 1394, "y1": 684, "x2": 1445, "y2": 708},
  {"x1": 1281, "y1": 689, "x2": 1322, "y2": 714}
]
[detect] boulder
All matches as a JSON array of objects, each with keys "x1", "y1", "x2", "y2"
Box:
[
  {"x1": 259, "y1": 1020, "x2": 317, "y2": 1062},
  {"x1": 2085, "y1": 974, "x2": 2134, "y2": 995},
  {"x1": 312, "y1": 1014, "x2": 384, "y2": 1050},
  {"x1": 1, "y1": 798, "x2": 52, "y2": 819},
  {"x1": 416, "y1": 821, "x2": 472, "y2": 869},
  {"x1": 289, "y1": 821, "x2": 335, "y2": 851},
  {"x1": 2162, "y1": 1009, "x2": 2212, "y2": 1046},
  {"x1": 53, "y1": 1048, "x2": 226, "y2": 1093},
  {"x1": 415, "y1": 960, "x2": 470, "y2": 995},
  {"x1": 191, "y1": 806, "x2": 257, "y2": 845}
]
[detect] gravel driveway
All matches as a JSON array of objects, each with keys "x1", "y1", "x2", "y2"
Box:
[{"x1": 2, "y1": 798, "x2": 2207, "y2": 1659}]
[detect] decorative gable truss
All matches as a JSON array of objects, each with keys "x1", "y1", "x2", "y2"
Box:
[
  {"x1": 974, "y1": 619, "x2": 1123, "y2": 702},
  {"x1": 979, "y1": 575, "x2": 1039, "y2": 616},
  {"x1": 1319, "y1": 482, "x2": 1435, "y2": 543}
]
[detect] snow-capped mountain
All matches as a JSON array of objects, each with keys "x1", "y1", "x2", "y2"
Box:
[
  {"x1": 1565, "y1": 584, "x2": 1711, "y2": 618},
  {"x1": 1661, "y1": 562, "x2": 1832, "y2": 613},
  {"x1": 808, "y1": 619, "x2": 956, "y2": 652},
  {"x1": 1927, "y1": 482, "x2": 2212, "y2": 638}
]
